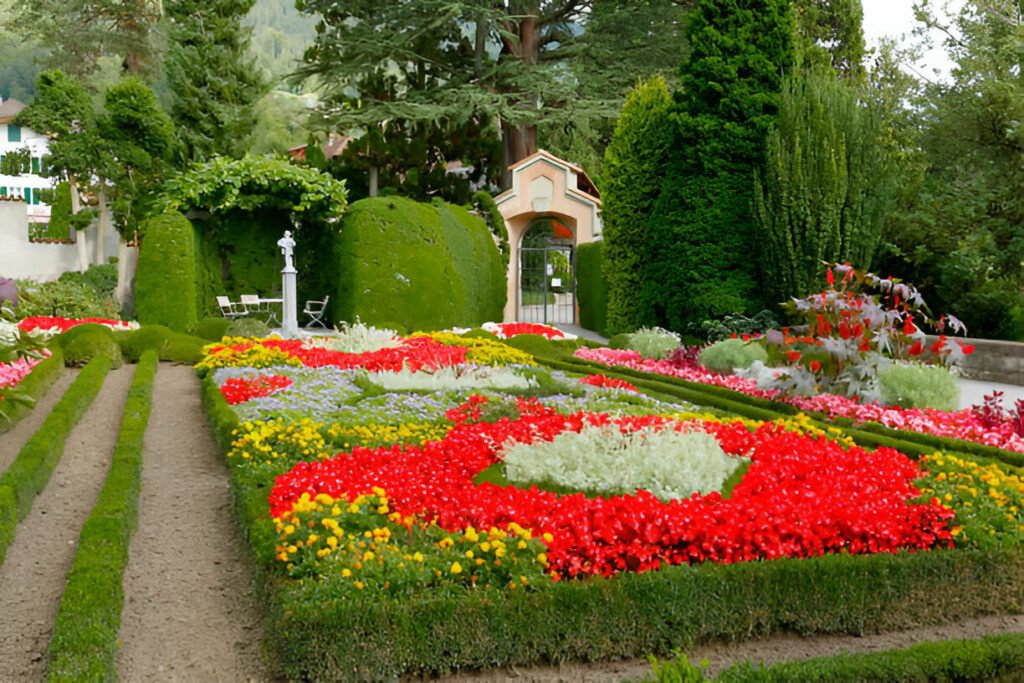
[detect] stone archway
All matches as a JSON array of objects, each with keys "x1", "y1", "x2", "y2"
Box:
[{"x1": 493, "y1": 150, "x2": 602, "y2": 323}]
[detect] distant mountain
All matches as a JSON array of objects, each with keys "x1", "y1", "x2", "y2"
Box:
[{"x1": 245, "y1": 0, "x2": 318, "y2": 87}]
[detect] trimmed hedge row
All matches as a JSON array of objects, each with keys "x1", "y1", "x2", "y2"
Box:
[
  {"x1": 0, "y1": 345, "x2": 65, "y2": 433},
  {"x1": 45, "y1": 350, "x2": 158, "y2": 681},
  {"x1": 0, "y1": 355, "x2": 112, "y2": 567},
  {"x1": 575, "y1": 241, "x2": 608, "y2": 336},
  {"x1": 135, "y1": 212, "x2": 199, "y2": 333},
  {"x1": 198, "y1": 372, "x2": 1024, "y2": 680},
  {"x1": 711, "y1": 633, "x2": 1024, "y2": 682}
]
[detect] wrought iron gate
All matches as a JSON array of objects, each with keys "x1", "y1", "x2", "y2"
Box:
[{"x1": 518, "y1": 244, "x2": 575, "y2": 324}]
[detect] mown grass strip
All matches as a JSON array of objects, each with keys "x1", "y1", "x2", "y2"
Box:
[
  {"x1": 0, "y1": 345, "x2": 65, "y2": 434},
  {"x1": 197, "y1": 372, "x2": 1024, "y2": 680},
  {"x1": 0, "y1": 354, "x2": 111, "y2": 568},
  {"x1": 44, "y1": 350, "x2": 158, "y2": 682},
  {"x1": 706, "y1": 632, "x2": 1024, "y2": 682}
]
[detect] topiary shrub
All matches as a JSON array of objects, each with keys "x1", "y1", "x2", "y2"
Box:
[
  {"x1": 628, "y1": 326, "x2": 681, "y2": 360},
  {"x1": 15, "y1": 279, "x2": 118, "y2": 320},
  {"x1": 134, "y1": 212, "x2": 198, "y2": 332},
  {"x1": 117, "y1": 325, "x2": 172, "y2": 363},
  {"x1": 44, "y1": 181, "x2": 73, "y2": 239},
  {"x1": 189, "y1": 317, "x2": 233, "y2": 342},
  {"x1": 608, "y1": 333, "x2": 633, "y2": 350},
  {"x1": 226, "y1": 318, "x2": 272, "y2": 339},
  {"x1": 471, "y1": 190, "x2": 510, "y2": 269},
  {"x1": 54, "y1": 323, "x2": 118, "y2": 349},
  {"x1": 460, "y1": 328, "x2": 499, "y2": 341},
  {"x1": 161, "y1": 331, "x2": 206, "y2": 364},
  {"x1": 878, "y1": 363, "x2": 960, "y2": 411},
  {"x1": 503, "y1": 333, "x2": 557, "y2": 359},
  {"x1": 62, "y1": 331, "x2": 123, "y2": 368},
  {"x1": 333, "y1": 197, "x2": 505, "y2": 331},
  {"x1": 575, "y1": 241, "x2": 608, "y2": 336},
  {"x1": 698, "y1": 338, "x2": 769, "y2": 375}
]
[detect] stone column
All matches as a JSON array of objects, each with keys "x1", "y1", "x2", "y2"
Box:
[{"x1": 277, "y1": 230, "x2": 300, "y2": 337}]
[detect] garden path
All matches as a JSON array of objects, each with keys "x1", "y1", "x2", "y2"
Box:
[
  {"x1": 116, "y1": 363, "x2": 271, "y2": 682},
  {"x1": 0, "y1": 368, "x2": 76, "y2": 473},
  {"x1": 0, "y1": 365, "x2": 133, "y2": 681}
]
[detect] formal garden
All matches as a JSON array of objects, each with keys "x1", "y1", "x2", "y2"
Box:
[{"x1": 1, "y1": 0, "x2": 1023, "y2": 680}]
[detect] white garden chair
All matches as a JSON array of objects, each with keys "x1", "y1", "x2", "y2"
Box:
[
  {"x1": 303, "y1": 295, "x2": 330, "y2": 329},
  {"x1": 216, "y1": 296, "x2": 245, "y2": 319}
]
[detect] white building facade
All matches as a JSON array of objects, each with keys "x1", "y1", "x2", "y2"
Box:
[{"x1": 0, "y1": 97, "x2": 54, "y2": 225}]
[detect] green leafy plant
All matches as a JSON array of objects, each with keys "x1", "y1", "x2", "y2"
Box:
[
  {"x1": 225, "y1": 318, "x2": 272, "y2": 339},
  {"x1": 691, "y1": 310, "x2": 780, "y2": 343},
  {"x1": 878, "y1": 363, "x2": 960, "y2": 410},
  {"x1": 15, "y1": 279, "x2": 118, "y2": 320},
  {"x1": 697, "y1": 338, "x2": 769, "y2": 375},
  {"x1": 628, "y1": 327, "x2": 681, "y2": 360}
]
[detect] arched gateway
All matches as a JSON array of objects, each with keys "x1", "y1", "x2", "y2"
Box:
[{"x1": 493, "y1": 150, "x2": 602, "y2": 324}]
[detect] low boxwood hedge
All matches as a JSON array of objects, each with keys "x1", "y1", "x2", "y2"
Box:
[
  {"x1": 45, "y1": 350, "x2": 158, "y2": 681},
  {"x1": 198, "y1": 373, "x2": 1024, "y2": 680},
  {"x1": 0, "y1": 345, "x2": 65, "y2": 433},
  {"x1": 0, "y1": 355, "x2": 112, "y2": 567}
]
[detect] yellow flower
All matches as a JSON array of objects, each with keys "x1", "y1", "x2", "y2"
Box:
[{"x1": 450, "y1": 562, "x2": 463, "y2": 574}]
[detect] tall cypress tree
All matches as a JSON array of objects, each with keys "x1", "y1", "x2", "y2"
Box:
[
  {"x1": 164, "y1": 0, "x2": 267, "y2": 163},
  {"x1": 601, "y1": 77, "x2": 673, "y2": 335},
  {"x1": 643, "y1": 0, "x2": 795, "y2": 333}
]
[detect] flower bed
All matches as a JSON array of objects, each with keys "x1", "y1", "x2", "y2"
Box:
[
  {"x1": 574, "y1": 347, "x2": 1024, "y2": 453},
  {"x1": 17, "y1": 316, "x2": 137, "y2": 335},
  {"x1": 482, "y1": 321, "x2": 574, "y2": 340},
  {"x1": 0, "y1": 354, "x2": 48, "y2": 391}
]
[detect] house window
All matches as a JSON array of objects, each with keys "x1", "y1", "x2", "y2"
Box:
[
  {"x1": 31, "y1": 157, "x2": 40, "y2": 173},
  {"x1": 7, "y1": 125, "x2": 21, "y2": 143},
  {"x1": 32, "y1": 188, "x2": 40, "y2": 204},
  {"x1": 23, "y1": 187, "x2": 30, "y2": 203},
  {"x1": 0, "y1": 186, "x2": 6, "y2": 195}
]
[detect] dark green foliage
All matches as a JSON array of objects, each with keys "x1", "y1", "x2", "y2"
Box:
[
  {"x1": 645, "y1": 0, "x2": 795, "y2": 333},
  {"x1": 577, "y1": 242, "x2": 606, "y2": 335},
  {"x1": 16, "y1": 278, "x2": 118, "y2": 320},
  {"x1": 333, "y1": 197, "x2": 504, "y2": 330},
  {"x1": 716, "y1": 633, "x2": 1024, "y2": 682},
  {"x1": 45, "y1": 183, "x2": 73, "y2": 239},
  {"x1": 609, "y1": 333, "x2": 633, "y2": 349},
  {"x1": 0, "y1": 346, "x2": 64, "y2": 434},
  {"x1": 471, "y1": 190, "x2": 510, "y2": 269},
  {"x1": 164, "y1": 0, "x2": 267, "y2": 163},
  {"x1": 502, "y1": 334, "x2": 558, "y2": 360},
  {"x1": 0, "y1": 356, "x2": 111, "y2": 567},
  {"x1": 57, "y1": 262, "x2": 118, "y2": 301},
  {"x1": 189, "y1": 317, "x2": 233, "y2": 342},
  {"x1": 602, "y1": 77, "x2": 673, "y2": 335},
  {"x1": 226, "y1": 318, "x2": 272, "y2": 339},
  {"x1": 793, "y1": 0, "x2": 867, "y2": 80},
  {"x1": 134, "y1": 212, "x2": 198, "y2": 332},
  {"x1": 44, "y1": 352, "x2": 157, "y2": 682},
  {"x1": 61, "y1": 331, "x2": 123, "y2": 368}
]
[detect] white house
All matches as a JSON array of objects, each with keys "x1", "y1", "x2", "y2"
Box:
[{"x1": 0, "y1": 96, "x2": 54, "y2": 225}]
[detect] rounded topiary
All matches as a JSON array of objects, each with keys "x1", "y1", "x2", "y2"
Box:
[
  {"x1": 118, "y1": 325, "x2": 172, "y2": 363},
  {"x1": 54, "y1": 323, "x2": 118, "y2": 349},
  {"x1": 878, "y1": 363, "x2": 960, "y2": 411},
  {"x1": 189, "y1": 317, "x2": 233, "y2": 342},
  {"x1": 62, "y1": 331, "x2": 123, "y2": 368},
  {"x1": 135, "y1": 212, "x2": 198, "y2": 332},
  {"x1": 162, "y1": 331, "x2": 207, "y2": 364},
  {"x1": 503, "y1": 333, "x2": 557, "y2": 359},
  {"x1": 226, "y1": 317, "x2": 272, "y2": 339},
  {"x1": 698, "y1": 338, "x2": 769, "y2": 375},
  {"x1": 608, "y1": 333, "x2": 633, "y2": 350},
  {"x1": 460, "y1": 328, "x2": 499, "y2": 341}
]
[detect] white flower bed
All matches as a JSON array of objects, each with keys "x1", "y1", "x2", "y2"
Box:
[
  {"x1": 304, "y1": 320, "x2": 401, "y2": 354},
  {"x1": 367, "y1": 363, "x2": 537, "y2": 392},
  {"x1": 502, "y1": 424, "x2": 744, "y2": 501}
]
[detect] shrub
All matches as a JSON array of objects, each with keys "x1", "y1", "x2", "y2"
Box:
[
  {"x1": 62, "y1": 331, "x2": 123, "y2": 368},
  {"x1": 189, "y1": 317, "x2": 233, "y2": 342},
  {"x1": 691, "y1": 310, "x2": 780, "y2": 343},
  {"x1": 117, "y1": 325, "x2": 172, "y2": 363},
  {"x1": 44, "y1": 181, "x2": 72, "y2": 239},
  {"x1": 226, "y1": 318, "x2": 272, "y2": 339},
  {"x1": 54, "y1": 323, "x2": 118, "y2": 348},
  {"x1": 698, "y1": 338, "x2": 769, "y2": 375},
  {"x1": 58, "y1": 262, "x2": 118, "y2": 301},
  {"x1": 609, "y1": 333, "x2": 633, "y2": 350},
  {"x1": 334, "y1": 197, "x2": 504, "y2": 331},
  {"x1": 134, "y1": 212, "x2": 198, "y2": 332},
  {"x1": 503, "y1": 333, "x2": 557, "y2": 359},
  {"x1": 15, "y1": 279, "x2": 118, "y2": 320},
  {"x1": 628, "y1": 327, "x2": 681, "y2": 360},
  {"x1": 878, "y1": 363, "x2": 960, "y2": 411},
  {"x1": 575, "y1": 241, "x2": 608, "y2": 336}
]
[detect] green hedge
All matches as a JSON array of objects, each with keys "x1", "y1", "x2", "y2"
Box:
[
  {"x1": 576, "y1": 241, "x2": 608, "y2": 336},
  {"x1": 0, "y1": 356, "x2": 111, "y2": 567},
  {"x1": 472, "y1": 190, "x2": 510, "y2": 269},
  {"x1": 45, "y1": 351, "x2": 158, "y2": 681},
  {"x1": 0, "y1": 345, "x2": 65, "y2": 433},
  {"x1": 135, "y1": 212, "x2": 198, "y2": 332},
  {"x1": 334, "y1": 197, "x2": 505, "y2": 330},
  {"x1": 712, "y1": 633, "x2": 1024, "y2": 682},
  {"x1": 197, "y1": 372, "x2": 1023, "y2": 679}
]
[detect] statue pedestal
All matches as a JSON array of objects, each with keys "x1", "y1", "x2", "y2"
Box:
[{"x1": 281, "y1": 265, "x2": 300, "y2": 338}]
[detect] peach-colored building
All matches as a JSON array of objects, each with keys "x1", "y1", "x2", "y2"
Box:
[{"x1": 494, "y1": 150, "x2": 602, "y2": 323}]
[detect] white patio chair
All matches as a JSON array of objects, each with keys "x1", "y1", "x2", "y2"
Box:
[
  {"x1": 303, "y1": 295, "x2": 330, "y2": 329},
  {"x1": 216, "y1": 296, "x2": 245, "y2": 319},
  {"x1": 239, "y1": 294, "x2": 263, "y2": 316}
]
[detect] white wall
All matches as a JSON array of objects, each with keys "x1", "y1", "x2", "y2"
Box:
[
  {"x1": 0, "y1": 122, "x2": 54, "y2": 224},
  {"x1": 0, "y1": 199, "x2": 129, "y2": 282}
]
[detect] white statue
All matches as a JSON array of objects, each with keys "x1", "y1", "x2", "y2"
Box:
[{"x1": 277, "y1": 230, "x2": 296, "y2": 270}]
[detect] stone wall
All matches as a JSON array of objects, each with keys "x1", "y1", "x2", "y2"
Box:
[{"x1": 927, "y1": 334, "x2": 1024, "y2": 386}]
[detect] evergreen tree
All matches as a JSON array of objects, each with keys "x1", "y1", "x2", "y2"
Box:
[
  {"x1": 601, "y1": 77, "x2": 673, "y2": 335},
  {"x1": 164, "y1": 0, "x2": 267, "y2": 163},
  {"x1": 793, "y1": 0, "x2": 867, "y2": 80},
  {"x1": 644, "y1": 0, "x2": 795, "y2": 333}
]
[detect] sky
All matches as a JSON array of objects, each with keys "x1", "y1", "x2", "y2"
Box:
[{"x1": 860, "y1": 0, "x2": 961, "y2": 80}]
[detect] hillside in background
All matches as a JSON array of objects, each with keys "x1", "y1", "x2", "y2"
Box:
[{"x1": 246, "y1": 0, "x2": 318, "y2": 88}]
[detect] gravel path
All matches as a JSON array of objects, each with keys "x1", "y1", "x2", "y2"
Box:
[
  {"x1": 116, "y1": 364, "x2": 271, "y2": 682},
  {"x1": 0, "y1": 365, "x2": 133, "y2": 681},
  {"x1": 0, "y1": 368, "x2": 75, "y2": 473}
]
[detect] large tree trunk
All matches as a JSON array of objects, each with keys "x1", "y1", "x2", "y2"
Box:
[
  {"x1": 498, "y1": 10, "x2": 541, "y2": 188},
  {"x1": 95, "y1": 187, "x2": 108, "y2": 265}
]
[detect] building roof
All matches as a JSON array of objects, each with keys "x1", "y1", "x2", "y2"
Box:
[
  {"x1": 0, "y1": 98, "x2": 26, "y2": 124},
  {"x1": 288, "y1": 134, "x2": 352, "y2": 160},
  {"x1": 506, "y1": 150, "x2": 601, "y2": 200}
]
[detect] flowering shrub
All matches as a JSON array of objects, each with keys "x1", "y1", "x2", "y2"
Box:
[
  {"x1": 270, "y1": 399, "x2": 954, "y2": 579},
  {"x1": 482, "y1": 321, "x2": 571, "y2": 340},
  {"x1": 219, "y1": 373, "x2": 293, "y2": 405},
  {"x1": 502, "y1": 423, "x2": 744, "y2": 501},
  {"x1": 973, "y1": 392, "x2": 1024, "y2": 439},
  {"x1": 17, "y1": 316, "x2": 136, "y2": 335},
  {"x1": 579, "y1": 374, "x2": 638, "y2": 392}
]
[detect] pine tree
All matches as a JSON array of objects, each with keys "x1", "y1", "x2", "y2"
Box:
[
  {"x1": 164, "y1": 0, "x2": 267, "y2": 163},
  {"x1": 644, "y1": 0, "x2": 795, "y2": 333},
  {"x1": 601, "y1": 77, "x2": 673, "y2": 335}
]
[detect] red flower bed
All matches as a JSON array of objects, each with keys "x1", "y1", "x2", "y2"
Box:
[
  {"x1": 579, "y1": 374, "x2": 638, "y2": 392},
  {"x1": 219, "y1": 373, "x2": 293, "y2": 405},
  {"x1": 270, "y1": 399, "x2": 953, "y2": 579},
  {"x1": 485, "y1": 322, "x2": 566, "y2": 339},
  {"x1": 207, "y1": 336, "x2": 468, "y2": 372},
  {"x1": 18, "y1": 316, "x2": 135, "y2": 334}
]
